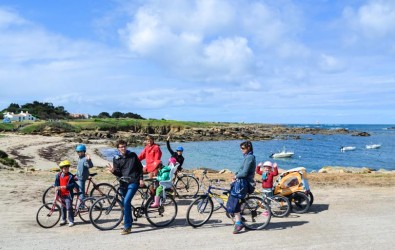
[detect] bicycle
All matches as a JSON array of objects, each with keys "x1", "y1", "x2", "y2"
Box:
[
  {"x1": 89, "y1": 176, "x2": 178, "y2": 230},
  {"x1": 255, "y1": 189, "x2": 291, "y2": 217},
  {"x1": 171, "y1": 170, "x2": 200, "y2": 198},
  {"x1": 36, "y1": 189, "x2": 96, "y2": 228},
  {"x1": 42, "y1": 173, "x2": 116, "y2": 208},
  {"x1": 186, "y1": 170, "x2": 271, "y2": 230}
]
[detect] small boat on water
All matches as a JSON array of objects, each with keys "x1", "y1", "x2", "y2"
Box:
[
  {"x1": 270, "y1": 147, "x2": 294, "y2": 158},
  {"x1": 340, "y1": 146, "x2": 356, "y2": 152},
  {"x1": 366, "y1": 144, "x2": 381, "y2": 149}
]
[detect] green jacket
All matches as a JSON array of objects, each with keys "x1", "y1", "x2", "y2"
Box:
[{"x1": 156, "y1": 165, "x2": 171, "y2": 181}]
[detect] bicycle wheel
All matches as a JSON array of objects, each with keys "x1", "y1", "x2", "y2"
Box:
[
  {"x1": 186, "y1": 195, "x2": 214, "y2": 227},
  {"x1": 90, "y1": 183, "x2": 116, "y2": 199},
  {"x1": 145, "y1": 195, "x2": 178, "y2": 227},
  {"x1": 290, "y1": 191, "x2": 311, "y2": 214},
  {"x1": 42, "y1": 186, "x2": 56, "y2": 208},
  {"x1": 241, "y1": 196, "x2": 271, "y2": 230},
  {"x1": 36, "y1": 203, "x2": 61, "y2": 228},
  {"x1": 307, "y1": 191, "x2": 314, "y2": 206},
  {"x1": 78, "y1": 197, "x2": 96, "y2": 223},
  {"x1": 89, "y1": 196, "x2": 124, "y2": 230},
  {"x1": 175, "y1": 175, "x2": 199, "y2": 198},
  {"x1": 269, "y1": 195, "x2": 291, "y2": 217}
]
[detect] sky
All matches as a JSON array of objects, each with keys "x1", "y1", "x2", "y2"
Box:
[{"x1": 0, "y1": 0, "x2": 394, "y2": 124}]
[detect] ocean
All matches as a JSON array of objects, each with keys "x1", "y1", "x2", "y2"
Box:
[{"x1": 101, "y1": 124, "x2": 395, "y2": 173}]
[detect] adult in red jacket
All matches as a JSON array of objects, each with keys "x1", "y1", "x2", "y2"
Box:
[
  {"x1": 138, "y1": 135, "x2": 162, "y2": 178},
  {"x1": 256, "y1": 161, "x2": 279, "y2": 196}
]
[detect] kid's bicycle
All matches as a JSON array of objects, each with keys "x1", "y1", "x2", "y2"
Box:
[
  {"x1": 42, "y1": 173, "x2": 115, "y2": 208},
  {"x1": 36, "y1": 189, "x2": 96, "y2": 228},
  {"x1": 186, "y1": 170, "x2": 271, "y2": 230},
  {"x1": 89, "y1": 177, "x2": 178, "y2": 230}
]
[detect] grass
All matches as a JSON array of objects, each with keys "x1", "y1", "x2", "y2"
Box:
[{"x1": 11, "y1": 118, "x2": 245, "y2": 134}]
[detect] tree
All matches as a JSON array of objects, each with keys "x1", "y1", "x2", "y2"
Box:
[
  {"x1": 112, "y1": 111, "x2": 124, "y2": 118},
  {"x1": 98, "y1": 112, "x2": 111, "y2": 118}
]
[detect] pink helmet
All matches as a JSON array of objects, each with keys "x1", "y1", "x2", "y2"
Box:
[
  {"x1": 263, "y1": 161, "x2": 273, "y2": 168},
  {"x1": 169, "y1": 157, "x2": 177, "y2": 165}
]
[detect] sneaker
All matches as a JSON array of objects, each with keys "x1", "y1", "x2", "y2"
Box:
[
  {"x1": 68, "y1": 222, "x2": 74, "y2": 227},
  {"x1": 59, "y1": 220, "x2": 67, "y2": 226},
  {"x1": 120, "y1": 228, "x2": 131, "y2": 235},
  {"x1": 262, "y1": 211, "x2": 269, "y2": 217},
  {"x1": 233, "y1": 223, "x2": 244, "y2": 234}
]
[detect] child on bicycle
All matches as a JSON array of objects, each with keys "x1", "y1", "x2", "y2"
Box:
[
  {"x1": 54, "y1": 160, "x2": 78, "y2": 227},
  {"x1": 75, "y1": 144, "x2": 93, "y2": 202},
  {"x1": 150, "y1": 158, "x2": 177, "y2": 208},
  {"x1": 256, "y1": 161, "x2": 279, "y2": 197}
]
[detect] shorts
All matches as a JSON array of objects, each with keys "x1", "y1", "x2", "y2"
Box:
[{"x1": 226, "y1": 195, "x2": 241, "y2": 214}]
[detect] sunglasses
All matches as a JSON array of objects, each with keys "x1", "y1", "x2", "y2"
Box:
[{"x1": 77, "y1": 151, "x2": 84, "y2": 153}]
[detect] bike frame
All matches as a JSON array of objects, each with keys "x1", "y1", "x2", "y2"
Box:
[{"x1": 50, "y1": 190, "x2": 84, "y2": 218}]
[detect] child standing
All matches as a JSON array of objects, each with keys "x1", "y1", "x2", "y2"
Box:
[
  {"x1": 75, "y1": 144, "x2": 93, "y2": 201},
  {"x1": 54, "y1": 160, "x2": 78, "y2": 227},
  {"x1": 150, "y1": 158, "x2": 176, "y2": 208},
  {"x1": 256, "y1": 161, "x2": 279, "y2": 197}
]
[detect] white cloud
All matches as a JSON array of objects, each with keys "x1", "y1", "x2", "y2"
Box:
[{"x1": 343, "y1": 0, "x2": 395, "y2": 39}]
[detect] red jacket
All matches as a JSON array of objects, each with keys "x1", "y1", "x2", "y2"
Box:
[
  {"x1": 138, "y1": 143, "x2": 162, "y2": 173},
  {"x1": 256, "y1": 166, "x2": 278, "y2": 188}
]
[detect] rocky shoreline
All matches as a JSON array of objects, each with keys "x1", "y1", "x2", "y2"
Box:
[{"x1": 46, "y1": 124, "x2": 369, "y2": 147}]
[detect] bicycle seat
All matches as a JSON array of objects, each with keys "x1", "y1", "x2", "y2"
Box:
[
  {"x1": 73, "y1": 192, "x2": 83, "y2": 196},
  {"x1": 89, "y1": 173, "x2": 97, "y2": 177}
]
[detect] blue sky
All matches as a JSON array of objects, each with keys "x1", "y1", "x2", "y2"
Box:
[{"x1": 1, "y1": 0, "x2": 394, "y2": 124}]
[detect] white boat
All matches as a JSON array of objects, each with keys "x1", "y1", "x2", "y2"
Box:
[
  {"x1": 366, "y1": 144, "x2": 381, "y2": 149},
  {"x1": 340, "y1": 146, "x2": 356, "y2": 152},
  {"x1": 270, "y1": 147, "x2": 294, "y2": 158}
]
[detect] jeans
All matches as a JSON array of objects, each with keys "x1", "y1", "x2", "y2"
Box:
[
  {"x1": 121, "y1": 182, "x2": 139, "y2": 229},
  {"x1": 77, "y1": 180, "x2": 86, "y2": 201},
  {"x1": 61, "y1": 196, "x2": 74, "y2": 223}
]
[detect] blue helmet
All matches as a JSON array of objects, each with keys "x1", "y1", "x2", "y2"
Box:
[
  {"x1": 75, "y1": 144, "x2": 86, "y2": 152},
  {"x1": 176, "y1": 146, "x2": 184, "y2": 152}
]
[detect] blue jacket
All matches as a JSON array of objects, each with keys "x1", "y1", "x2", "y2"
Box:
[
  {"x1": 76, "y1": 155, "x2": 93, "y2": 181},
  {"x1": 235, "y1": 153, "x2": 256, "y2": 185}
]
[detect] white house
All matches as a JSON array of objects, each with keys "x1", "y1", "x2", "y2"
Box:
[{"x1": 3, "y1": 111, "x2": 37, "y2": 122}]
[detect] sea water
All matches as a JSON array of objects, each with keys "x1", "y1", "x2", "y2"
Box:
[{"x1": 101, "y1": 124, "x2": 395, "y2": 173}]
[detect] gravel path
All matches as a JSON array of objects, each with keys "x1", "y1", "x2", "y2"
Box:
[{"x1": 0, "y1": 170, "x2": 394, "y2": 250}]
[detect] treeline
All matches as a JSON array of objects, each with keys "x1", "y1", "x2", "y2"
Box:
[{"x1": 1, "y1": 101, "x2": 145, "y2": 120}]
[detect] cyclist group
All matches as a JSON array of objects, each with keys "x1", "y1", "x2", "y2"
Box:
[{"x1": 51, "y1": 136, "x2": 279, "y2": 235}]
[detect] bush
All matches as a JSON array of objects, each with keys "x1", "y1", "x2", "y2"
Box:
[
  {"x1": 0, "y1": 150, "x2": 8, "y2": 158},
  {"x1": 0, "y1": 156, "x2": 20, "y2": 168}
]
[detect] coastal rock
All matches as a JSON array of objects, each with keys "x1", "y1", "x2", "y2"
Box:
[
  {"x1": 219, "y1": 169, "x2": 233, "y2": 174},
  {"x1": 319, "y1": 166, "x2": 374, "y2": 174},
  {"x1": 352, "y1": 131, "x2": 370, "y2": 137}
]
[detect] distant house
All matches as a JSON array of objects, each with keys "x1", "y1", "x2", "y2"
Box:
[
  {"x1": 69, "y1": 113, "x2": 90, "y2": 119},
  {"x1": 3, "y1": 111, "x2": 37, "y2": 122}
]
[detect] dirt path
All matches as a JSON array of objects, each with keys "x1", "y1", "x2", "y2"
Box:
[{"x1": 0, "y1": 169, "x2": 394, "y2": 250}]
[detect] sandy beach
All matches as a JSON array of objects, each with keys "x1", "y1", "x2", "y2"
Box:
[{"x1": 1, "y1": 133, "x2": 395, "y2": 249}]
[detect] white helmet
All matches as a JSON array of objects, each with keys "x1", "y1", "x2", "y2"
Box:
[{"x1": 263, "y1": 161, "x2": 273, "y2": 168}]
